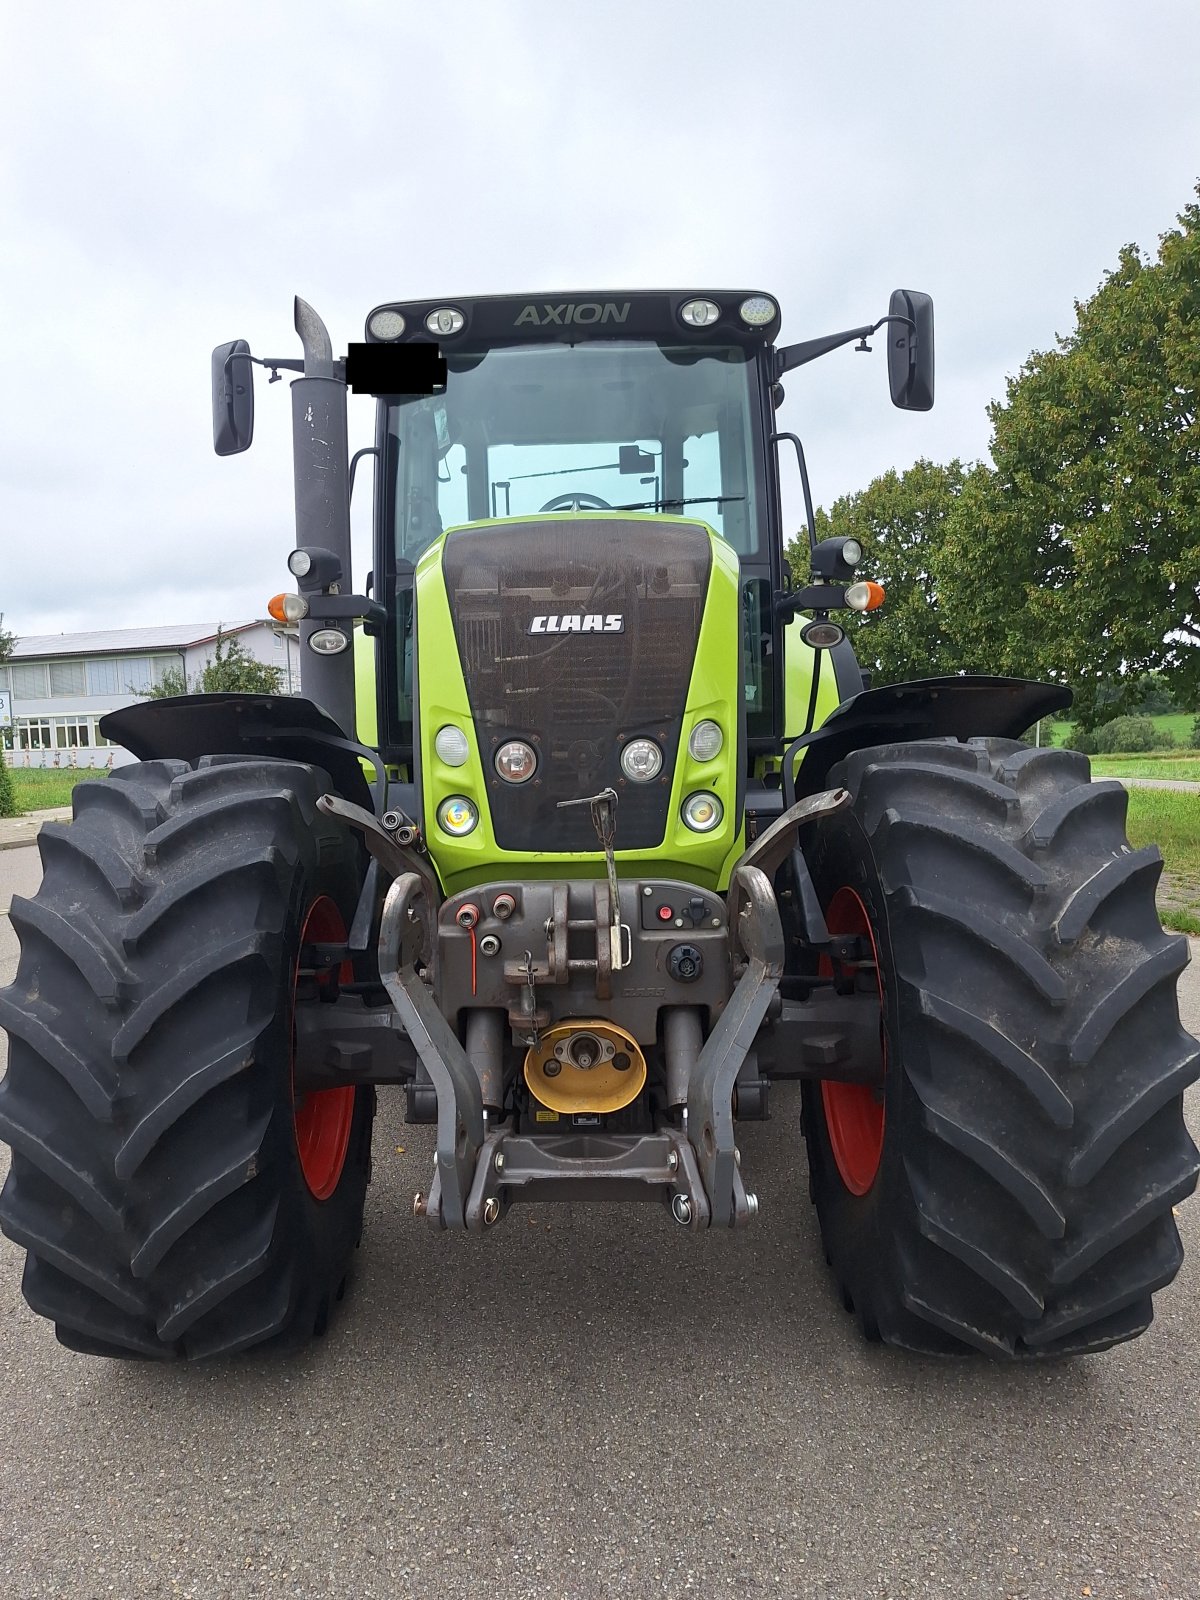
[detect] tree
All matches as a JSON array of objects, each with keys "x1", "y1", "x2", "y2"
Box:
[
  {"x1": 938, "y1": 194, "x2": 1200, "y2": 727},
  {"x1": 786, "y1": 459, "x2": 977, "y2": 686},
  {"x1": 0, "y1": 613, "x2": 15, "y2": 663},
  {"x1": 142, "y1": 628, "x2": 283, "y2": 698}
]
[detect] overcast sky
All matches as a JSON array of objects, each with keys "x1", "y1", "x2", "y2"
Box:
[{"x1": 3, "y1": 0, "x2": 1199, "y2": 638}]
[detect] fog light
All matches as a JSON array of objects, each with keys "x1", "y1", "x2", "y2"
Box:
[
  {"x1": 739, "y1": 295, "x2": 777, "y2": 326},
  {"x1": 495, "y1": 740, "x2": 537, "y2": 784},
  {"x1": 308, "y1": 628, "x2": 349, "y2": 655},
  {"x1": 620, "y1": 738, "x2": 663, "y2": 782},
  {"x1": 680, "y1": 298, "x2": 720, "y2": 328},
  {"x1": 682, "y1": 791, "x2": 723, "y2": 832},
  {"x1": 425, "y1": 307, "x2": 465, "y2": 336},
  {"x1": 800, "y1": 619, "x2": 846, "y2": 649},
  {"x1": 687, "y1": 720, "x2": 723, "y2": 761},
  {"x1": 437, "y1": 796, "x2": 479, "y2": 836},
  {"x1": 435, "y1": 725, "x2": 470, "y2": 767},
  {"x1": 368, "y1": 309, "x2": 406, "y2": 340}
]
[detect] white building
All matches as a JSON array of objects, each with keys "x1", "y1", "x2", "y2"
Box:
[{"x1": 0, "y1": 621, "x2": 299, "y2": 769}]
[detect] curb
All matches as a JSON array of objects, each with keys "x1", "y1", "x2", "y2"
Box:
[{"x1": 0, "y1": 809, "x2": 73, "y2": 853}]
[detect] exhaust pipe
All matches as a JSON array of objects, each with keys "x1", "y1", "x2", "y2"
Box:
[{"x1": 291, "y1": 296, "x2": 356, "y2": 739}]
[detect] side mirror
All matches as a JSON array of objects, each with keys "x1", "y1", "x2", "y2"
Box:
[
  {"x1": 887, "y1": 290, "x2": 934, "y2": 411},
  {"x1": 212, "y1": 339, "x2": 255, "y2": 455}
]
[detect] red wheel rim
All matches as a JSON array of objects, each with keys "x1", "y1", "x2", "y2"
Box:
[
  {"x1": 819, "y1": 886, "x2": 886, "y2": 1196},
  {"x1": 292, "y1": 896, "x2": 355, "y2": 1200}
]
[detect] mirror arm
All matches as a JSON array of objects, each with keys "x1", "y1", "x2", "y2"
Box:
[
  {"x1": 776, "y1": 313, "x2": 916, "y2": 373},
  {"x1": 775, "y1": 325, "x2": 875, "y2": 375}
]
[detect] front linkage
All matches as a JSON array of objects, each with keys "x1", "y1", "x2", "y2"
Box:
[{"x1": 356, "y1": 788, "x2": 861, "y2": 1233}]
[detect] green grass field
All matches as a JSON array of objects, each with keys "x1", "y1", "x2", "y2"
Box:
[
  {"x1": 1124, "y1": 787, "x2": 1200, "y2": 937},
  {"x1": 9, "y1": 767, "x2": 107, "y2": 812},
  {"x1": 1092, "y1": 756, "x2": 1200, "y2": 781}
]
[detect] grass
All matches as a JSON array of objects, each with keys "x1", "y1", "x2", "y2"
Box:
[
  {"x1": 1051, "y1": 712, "x2": 1197, "y2": 749},
  {"x1": 9, "y1": 767, "x2": 108, "y2": 813},
  {"x1": 1124, "y1": 786, "x2": 1200, "y2": 936},
  {"x1": 1092, "y1": 756, "x2": 1200, "y2": 781}
]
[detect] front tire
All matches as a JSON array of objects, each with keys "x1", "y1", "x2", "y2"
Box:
[
  {"x1": 0, "y1": 757, "x2": 375, "y2": 1360},
  {"x1": 801, "y1": 737, "x2": 1199, "y2": 1357}
]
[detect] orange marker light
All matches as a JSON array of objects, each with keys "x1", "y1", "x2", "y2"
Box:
[
  {"x1": 845, "y1": 581, "x2": 886, "y2": 612},
  {"x1": 268, "y1": 593, "x2": 310, "y2": 623}
]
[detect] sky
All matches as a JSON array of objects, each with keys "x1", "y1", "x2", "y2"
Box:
[{"x1": 2, "y1": 0, "x2": 1199, "y2": 638}]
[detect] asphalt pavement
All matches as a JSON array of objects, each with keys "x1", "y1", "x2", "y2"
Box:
[{"x1": 1, "y1": 839, "x2": 1198, "y2": 1600}]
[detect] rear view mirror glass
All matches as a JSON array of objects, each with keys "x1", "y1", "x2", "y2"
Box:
[
  {"x1": 212, "y1": 339, "x2": 255, "y2": 455},
  {"x1": 887, "y1": 290, "x2": 934, "y2": 411}
]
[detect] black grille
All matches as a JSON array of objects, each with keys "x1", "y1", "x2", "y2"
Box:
[{"x1": 441, "y1": 518, "x2": 711, "y2": 851}]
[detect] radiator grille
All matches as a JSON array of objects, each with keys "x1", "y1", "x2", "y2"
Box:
[{"x1": 441, "y1": 518, "x2": 711, "y2": 851}]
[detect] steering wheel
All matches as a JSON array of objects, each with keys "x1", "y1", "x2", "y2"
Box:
[{"x1": 538, "y1": 492, "x2": 613, "y2": 513}]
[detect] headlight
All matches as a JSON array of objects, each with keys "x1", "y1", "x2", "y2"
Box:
[
  {"x1": 682, "y1": 792, "x2": 723, "y2": 832},
  {"x1": 739, "y1": 295, "x2": 777, "y2": 326},
  {"x1": 680, "y1": 298, "x2": 720, "y2": 328},
  {"x1": 620, "y1": 738, "x2": 663, "y2": 782},
  {"x1": 495, "y1": 740, "x2": 537, "y2": 784},
  {"x1": 368, "y1": 309, "x2": 406, "y2": 340},
  {"x1": 434, "y1": 725, "x2": 470, "y2": 767},
  {"x1": 425, "y1": 307, "x2": 465, "y2": 336},
  {"x1": 841, "y1": 538, "x2": 863, "y2": 568},
  {"x1": 687, "y1": 720, "x2": 723, "y2": 761},
  {"x1": 437, "y1": 796, "x2": 479, "y2": 836}
]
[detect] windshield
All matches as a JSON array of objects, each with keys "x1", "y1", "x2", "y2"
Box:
[{"x1": 387, "y1": 340, "x2": 762, "y2": 562}]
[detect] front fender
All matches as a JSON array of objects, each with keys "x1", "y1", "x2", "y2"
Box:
[
  {"x1": 783, "y1": 675, "x2": 1072, "y2": 802},
  {"x1": 100, "y1": 693, "x2": 378, "y2": 811}
]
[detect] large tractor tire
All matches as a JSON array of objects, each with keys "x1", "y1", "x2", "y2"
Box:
[
  {"x1": 801, "y1": 737, "x2": 1199, "y2": 1357},
  {"x1": 0, "y1": 757, "x2": 375, "y2": 1360}
]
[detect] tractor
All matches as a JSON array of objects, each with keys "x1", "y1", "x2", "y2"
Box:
[{"x1": 1, "y1": 287, "x2": 1196, "y2": 1360}]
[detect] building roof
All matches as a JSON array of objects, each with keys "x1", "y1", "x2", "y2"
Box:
[{"x1": 10, "y1": 622, "x2": 262, "y2": 660}]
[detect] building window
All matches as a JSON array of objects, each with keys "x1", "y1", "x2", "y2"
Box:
[
  {"x1": 151, "y1": 654, "x2": 182, "y2": 686},
  {"x1": 11, "y1": 662, "x2": 49, "y2": 699},
  {"x1": 17, "y1": 718, "x2": 53, "y2": 750},
  {"x1": 86, "y1": 659, "x2": 120, "y2": 696},
  {"x1": 49, "y1": 660, "x2": 87, "y2": 697},
  {"x1": 54, "y1": 717, "x2": 91, "y2": 748},
  {"x1": 120, "y1": 657, "x2": 152, "y2": 694}
]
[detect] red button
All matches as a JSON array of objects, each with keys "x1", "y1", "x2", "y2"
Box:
[{"x1": 657, "y1": 904, "x2": 673, "y2": 922}]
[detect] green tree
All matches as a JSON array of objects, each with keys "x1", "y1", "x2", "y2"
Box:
[
  {"x1": 142, "y1": 628, "x2": 283, "y2": 698},
  {"x1": 786, "y1": 459, "x2": 976, "y2": 686},
  {"x1": 939, "y1": 194, "x2": 1200, "y2": 727}
]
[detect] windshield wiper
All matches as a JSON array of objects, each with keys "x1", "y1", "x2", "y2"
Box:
[{"x1": 610, "y1": 495, "x2": 746, "y2": 512}]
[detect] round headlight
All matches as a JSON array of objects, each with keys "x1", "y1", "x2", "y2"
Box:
[
  {"x1": 680, "y1": 298, "x2": 721, "y2": 328},
  {"x1": 425, "y1": 307, "x2": 465, "y2": 336},
  {"x1": 687, "y1": 720, "x2": 723, "y2": 762},
  {"x1": 841, "y1": 538, "x2": 863, "y2": 568},
  {"x1": 682, "y1": 791, "x2": 723, "y2": 833},
  {"x1": 437, "y1": 796, "x2": 479, "y2": 836},
  {"x1": 739, "y1": 295, "x2": 777, "y2": 327},
  {"x1": 620, "y1": 738, "x2": 663, "y2": 783},
  {"x1": 495, "y1": 740, "x2": 537, "y2": 784},
  {"x1": 287, "y1": 549, "x2": 312, "y2": 578},
  {"x1": 368, "y1": 309, "x2": 406, "y2": 340},
  {"x1": 434, "y1": 725, "x2": 470, "y2": 767}
]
